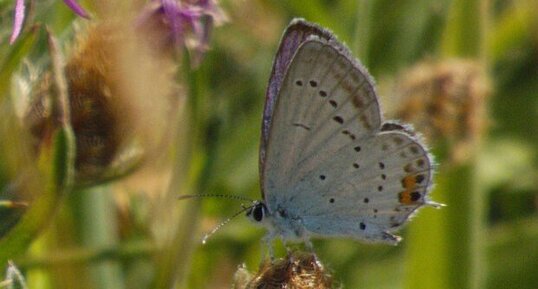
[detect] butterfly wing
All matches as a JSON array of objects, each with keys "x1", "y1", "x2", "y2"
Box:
[
  {"x1": 260, "y1": 19, "x2": 335, "y2": 199},
  {"x1": 262, "y1": 27, "x2": 435, "y2": 243}
]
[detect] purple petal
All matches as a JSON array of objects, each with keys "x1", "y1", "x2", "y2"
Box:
[
  {"x1": 136, "y1": 0, "x2": 226, "y2": 67},
  {"x1": 62, "y1": 0, "x2": 90, "y2": 18},
  {"x1": 9, "y1": 0, "x2": 26, "y2": 44},
  {"x1": 161, "y1": 0, "x2": 183, "y2": 43}
]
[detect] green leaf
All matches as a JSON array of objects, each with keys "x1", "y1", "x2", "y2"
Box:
[{"x1": 0, "y1": 126, "x2": 75, "y2": 266}]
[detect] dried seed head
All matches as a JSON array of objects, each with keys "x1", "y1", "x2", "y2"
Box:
[
  {"x1": 234, "y1": 252, "x2": 334, "y2": 289},
  {"x1": 392, "y1": 59, "x2": 491, "y2": 163},
  {"x1": 25, "y1": 21, "x2": 180, "y2": 186},
  {"x1": 25, "y1": 24, "x2": 127, "y2": 184}
]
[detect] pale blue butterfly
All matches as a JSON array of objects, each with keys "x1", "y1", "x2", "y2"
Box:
[{"x1": 245, "y1": 19, "x2": 439, "y2": 251}]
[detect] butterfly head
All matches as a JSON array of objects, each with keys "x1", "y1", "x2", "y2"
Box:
[{"x1": 246, "y1": 201, "x2": 269, "y2": 224}]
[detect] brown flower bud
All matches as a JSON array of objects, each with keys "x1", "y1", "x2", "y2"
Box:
[
  {"x1": 234, "y1": 251, "x2": 334, "y2": 289},
  {"x1": 25, "y1": 21, "x2": 179, "y2": 186},
  {"x1": 392, "y1": 59, "x2": 490, "y2": 163}
]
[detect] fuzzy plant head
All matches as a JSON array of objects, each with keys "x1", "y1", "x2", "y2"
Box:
[{"x1": 233, "y1": 252, "x2": 334, "y2": 289}]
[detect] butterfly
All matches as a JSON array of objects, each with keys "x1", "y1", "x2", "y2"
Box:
[{"x1": 245, "y1": 18, "x2": 439, "y2": 250}]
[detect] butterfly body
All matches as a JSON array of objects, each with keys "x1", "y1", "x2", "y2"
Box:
[
  {"x1": 247, "y1": 200, "x2": 309, "y2": 241},
  {"x1": 251, "y1": 19, "x2": 438, "y2": 249}
]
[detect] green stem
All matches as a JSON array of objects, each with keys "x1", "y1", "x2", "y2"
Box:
[
  {"x1": 441, "y1": 0, "x2": 489, "y2": 60},
  {"x1": 354, "y1": 0, "x2": 373, "y2": 67},
  {"x1": 70, "y1": 187, "x2": 124, "y2": 289},
  {"x1": 152, "y1": 51, "x2": 220, "y2": 289},
  {"x1": 406, "y1": 1, "x2": 489, "y2": 289},
  {"x1": 15, "y1": 241, "x2": 155, "y2": 269}
]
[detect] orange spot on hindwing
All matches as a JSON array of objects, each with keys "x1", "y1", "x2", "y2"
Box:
[{"x1": 398, "y1": 175, "x2": 421, "y2": 205}]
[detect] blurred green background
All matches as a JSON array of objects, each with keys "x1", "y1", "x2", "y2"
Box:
[{"x1": 0, "y1": 0, "x2": 537, "y2": 288}]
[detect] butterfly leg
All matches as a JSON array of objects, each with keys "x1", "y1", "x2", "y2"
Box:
[
  {"x1": 261, "y1": 233, "x2": 276, "y2": 262},
  {"x1": 303, "y1": 237, "x2": 315, "y2": 253}
]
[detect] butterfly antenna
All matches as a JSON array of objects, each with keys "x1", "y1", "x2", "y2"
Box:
[
  {"x1": 178, "y1": 194, "x2": 254, "y2": 202},
  {"x1": 202, "y1": 203, "x2": 257, "y2": 244}
]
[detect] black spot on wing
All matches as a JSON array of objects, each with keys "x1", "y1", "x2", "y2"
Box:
[{"x1": 293, "y1": 123, "x2": 311, "y2": 130}]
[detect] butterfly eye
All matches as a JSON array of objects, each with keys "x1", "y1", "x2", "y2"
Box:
[
  {"x1": 252, "y1": 204, "x2": 265, "y2": 222},
  {"x1": 246, "y1": 202, "x2": 267, "y2": 223}
]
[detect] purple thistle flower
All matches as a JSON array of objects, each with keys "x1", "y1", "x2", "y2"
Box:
[
  {"x1": 9, "y1": 0, "x2": 89, "y2": 44},
  {"x1": 138, "y1": 0, "x2": 227, "y2": 67}
]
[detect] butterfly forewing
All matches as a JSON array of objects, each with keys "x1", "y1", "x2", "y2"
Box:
[
  {"x1": 261, "y1": 20, "x2": 335, "y2": 196},
  {"x1": 291, "y1": 44, "x2": 383, "y2": 184},
  {"x1": 262, "y1": 30, "x2": 434, "y2": 243},
  {"x1": 263, "y1": 37, "x2": 383, "y2": 201},
  {"x1": 263, "y1": 41, "x2": 333, "y2": 202}
]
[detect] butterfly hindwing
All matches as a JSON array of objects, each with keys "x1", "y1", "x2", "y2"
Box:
[{"x1": 295, "y1": 130, "x2": 433, "y2": 243}]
